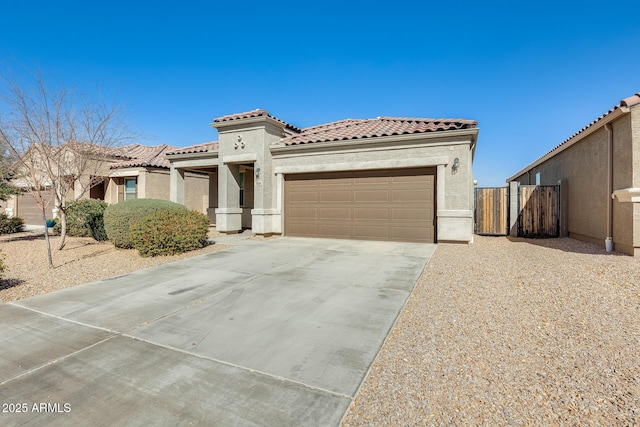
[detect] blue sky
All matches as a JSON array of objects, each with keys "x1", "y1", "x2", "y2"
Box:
[{"x1": 1, "y1": 1, "x2": 638, "y2": 186}]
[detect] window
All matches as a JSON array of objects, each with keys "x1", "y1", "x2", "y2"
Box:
[
  {"x1": 239, "y1": 172, "x2": 245, "y2": 207},
  {"x1": 535, "y1": 172, "x2": 541, "y2": 185},
  {"x1": 124, "y1": 178, "x2": 137, "y2": 201}
]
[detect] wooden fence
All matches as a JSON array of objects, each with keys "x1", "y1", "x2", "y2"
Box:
[
  {"x1": 474, "y1": 184, "x2": 560, "y2": 238},
  {"x1": 518, "y1": 185, "x2": 559, "y2": 237},
  {"x1": 475, "y1": 187, "x2": 509, "y2": 235}
]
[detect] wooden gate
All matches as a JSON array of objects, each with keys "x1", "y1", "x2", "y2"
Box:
[
  {"x1": 475, "y1": 187, "x2": 509, "y2": 235},
  {"x1": 518, "y1": 185, "x2": 559, "y2": 237}
]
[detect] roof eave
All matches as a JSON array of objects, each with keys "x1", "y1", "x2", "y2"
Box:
[
  {"x1": 506, "y1": 107, "x2": 630, "y2": 183},
  {"x1": 166, "y1": 150, "x2": 220, "y2": 161}
]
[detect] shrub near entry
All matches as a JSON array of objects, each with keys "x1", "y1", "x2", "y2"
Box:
[
  {"x1": 0, "y1": 251, "x2": 6, "y2": 279},
  {"x1": 53, "y1": 199, "x2": 108, "y2": 240},
  {"x1": 103, "y1": 199, "x2": 187, "y2": 249},
  {"x1": 0, "y1": 212, "x2": 24, "y2": 234},
  {"x1": 130, "y1": 210, "x2": 210, "y2": 257}
]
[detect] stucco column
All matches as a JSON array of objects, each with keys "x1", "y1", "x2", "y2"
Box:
[
  {"x1": 206, "y1": 172, "x2": 218, "y2": 224},
  {"x1": 251, "y1": 160, "x2": 278, "y2": 235},
  {"x1": 215, "y1": 162, "x2": 242, "y2": 233},
  {"x1": 436, "y1": 164, "x2": 446, "y2": 210},
  {"x1": 170, "y1": 166, "x2": 185, "y2": 205}
]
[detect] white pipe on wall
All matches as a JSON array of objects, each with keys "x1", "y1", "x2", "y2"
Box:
[{"x1": 605, "y1": 123, "x2": 614, "y2": 252}]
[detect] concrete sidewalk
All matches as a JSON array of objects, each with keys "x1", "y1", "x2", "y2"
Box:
[{"x1": 0, "y1": 237, "x2": 435, "y2": 426}]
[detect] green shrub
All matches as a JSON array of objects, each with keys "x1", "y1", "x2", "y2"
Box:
[
  {"x1": 0, "y1": 251, "x2": 6, "y2": 279},
  {"x1": 53, "y1": 199, "x2": 108, "y2": 240},
  {"x1": 104, "y1": 198, "x2": 187, "y2": 248},
  {"x1": 0, "y1": 213, "x2": 25, "y2": 234},
  {"x1": 130, "y1": 209, "x2": 209, "y2": 257}
]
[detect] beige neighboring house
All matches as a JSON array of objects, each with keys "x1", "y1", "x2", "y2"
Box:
[
  {"x1": 5, "y1": 143, "x2": 209, "y2": 225},
  {"x1": 507, "y1": 92, "x2": 640, "y2": 256},
  {"x1": 167, "y1": 109, "x2": 479, "y2": 243}
]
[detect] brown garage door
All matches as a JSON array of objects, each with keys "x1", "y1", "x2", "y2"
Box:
[
  {"x1": 15, "y1": 189, "x2": 54, "y2": 225},
  {"x1": 285, "y1": 168, "x2": 435, "y2": 243}
]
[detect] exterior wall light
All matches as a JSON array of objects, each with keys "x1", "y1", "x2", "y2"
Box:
[{"x1": 452, "y1": 157, "x2": 460, "y2": 174}]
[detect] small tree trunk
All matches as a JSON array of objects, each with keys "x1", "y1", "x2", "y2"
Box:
[
  {"x1": 41, "y1": 208, "x2": 53, "y2": 268},
  {"x1": 57, "y1": 205, "x2": 67, "y2": 250}
]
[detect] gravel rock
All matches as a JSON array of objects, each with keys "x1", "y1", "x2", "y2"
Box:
[
  {"x1": 343, "y1": 236, "x2": 640, "y2": 426},
  {"x1": 0, "y1": 229, "x2": 230, "y2": 303}
]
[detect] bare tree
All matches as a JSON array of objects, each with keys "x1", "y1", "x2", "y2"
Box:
[{"x1": 0, "y1": 70, "x2": 133, "y2": 266}]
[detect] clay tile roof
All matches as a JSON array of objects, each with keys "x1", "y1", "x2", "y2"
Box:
[
  {"x1": 213, "y1": 109, "x2": 301, "y2": 133},
  {"x1": 110, "y1": 144, "x2": 178, "y2": 169},
  {"x1": 166, "y1": 141, "x2": 219, "y2": 156},
  {"x1": 279, "y1": 116, "x2": 477, "y2": 146},
  {"x1": 621, "y1": 92, "x2": 640, "y2": 107}
]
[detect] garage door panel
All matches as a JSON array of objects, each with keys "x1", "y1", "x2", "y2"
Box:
[
  {"x1": 392, "y1": 226, "x2": 433, "y2": 242},
  {"x1": 319, "y1": 224, "x2": 352, "y2": 237},
  {"x1": 353, "y1": 225, "x2": 390, "y2": 239},
  {"x1": 353, "y1": 176, "x2": 389, "y2": 185},
  {"x1": 392, "y1": 189, "x2": 431, "y2": 202},
  {"x1": 319, "y1": 191, "x2": 352, "y2": 202},
  {"x1": 353, "y1": 208, "x2": 390, "y2": 221},
  {"x1": 319, "y1": 208, "x2": 351, "y2": 220},
  {"x1": 354, "y1": 190, "x2": 390, "y2": 203},
  {"x1": 289, "y1": 207, "x2": 318, "y2": 220},
  {"x1": 319, "y1": 177, "x2": 353, "y2": 186},
  {"x1": 285, "y1": 168, "x2": 435, "y2": 243},
  {"x1": 288, "y1": 179, "x2": 319, "y2": 187},
  {"x1": 288, "y1": 191, "x2": 319, "y2": 203},
  {"x1": 392, "y1": 174, "x2": 433, "y2": 184},
  {"x1": 287, "y1": 223, "x2": 319, "y2": 236},
  {"x1": 391, "y1": 208, "x2": 432, "y2": 221}
]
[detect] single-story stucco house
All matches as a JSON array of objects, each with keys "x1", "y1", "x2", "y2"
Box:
[
  {"x1": 507, "y1": 91, "x2": 640, "y2": 256},
  {"x1": 5, "y1": 143, "x2": 209, "y2": 224},
  {"x1": 167, "y1": 109, "x2": 479, "y2": 243}
]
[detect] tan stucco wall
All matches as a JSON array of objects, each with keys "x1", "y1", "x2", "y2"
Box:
[
  {"x1": 104, "y1": 176, "x2": 119, "y2": 204},
  {"x1": 184, "y1": 172, "x2": 210, "y2": 214},
  {"x1": 633, "y1": 107, "x2": 640, "y2": 188},
  {"x1": 513, "y1": 110, "x2": 638, "y2": 254},
  {"x1": 145, "y1": 168, "x2": 209, "y2": 213},
  {"x1": 143, "y1": 169, "x2": 169, "y2": 200}
]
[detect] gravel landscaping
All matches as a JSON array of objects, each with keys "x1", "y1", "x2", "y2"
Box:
[
  {"x1": 344, "y1": 235, "x2": 640, "y2": 426},
  {"x1": 0, "y1": 229, "x2": 230, "y2": 303}
]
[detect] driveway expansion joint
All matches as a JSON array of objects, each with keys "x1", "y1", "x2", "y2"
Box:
[
  {"x1": 121, "y1": 333, "x2": 354, "y2": 401},
  {"x1": 8, "y1": 302, "x2": 121, "y2": 335},
  {"x1": 0, "y1": 336, "x2": 116, "y2": 386}
]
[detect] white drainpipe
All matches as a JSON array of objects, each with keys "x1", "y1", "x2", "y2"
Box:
[{"x1": 605, "y1": 123, "x2": 614, "y2": 252}]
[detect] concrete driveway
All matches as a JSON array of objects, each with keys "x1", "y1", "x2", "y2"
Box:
[{"x1": 0, "y1": 237, "x2": 434, "y2": 426}]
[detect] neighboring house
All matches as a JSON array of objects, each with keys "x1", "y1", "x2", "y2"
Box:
[
  {"x1": 102, "y1": 144, "x2": 210, "y2": 215},
  {"x1": 507, "y1": 92, "x2": 640, "y2": 256},
  {"x1": 167, "y1": 109, "x2": 479, "y2": 243},
  {"x1": 5, "y1": 143, "x2": 209, "y2": 224}
]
